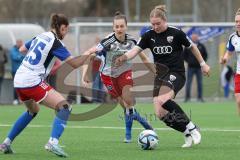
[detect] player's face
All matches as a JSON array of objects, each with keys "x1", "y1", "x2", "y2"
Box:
[
  {"x1": 150, "y1": 17, "x2": 167, "y2": 33},
  {"x1": 59, "y1": 24, "x2": 69, "y2": 40},
  {"x1": 113, "y1": 19, "x2": 127, "y2": 39},
  {"x1": 235, "y1": 15, "x2": 240, "y2": 32}
]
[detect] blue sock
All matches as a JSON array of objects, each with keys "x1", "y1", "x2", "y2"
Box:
[
  {"x1": 8, "y1": 111, "x2": 36, "y2": 141},
  {"x1": 124, "y1": 112, "x2": 133, "y2": 140},
  {"x1": 133, "y1": 110, "x2": 153, "y2": 130},
  {"x1": 51, "y1": 107, "x2": 71, "y2": 140}
]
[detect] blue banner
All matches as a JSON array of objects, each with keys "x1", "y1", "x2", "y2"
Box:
[{"x1": 185, "y1": 27, "x2": 228, "y2": 43}]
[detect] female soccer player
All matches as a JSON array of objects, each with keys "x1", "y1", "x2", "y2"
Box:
[
  {"x1": 115, "y1": 5, "x2": 210, "y2": 148},
  {"x1": 82, "y1": 11, "x2": 155, "y2": 143},
  {"x1": 220, "y1": 8, "x2": 240, "y2": 115},
  {"x1": 0, "y1": 13, "x2": 94, "y2": 157}
]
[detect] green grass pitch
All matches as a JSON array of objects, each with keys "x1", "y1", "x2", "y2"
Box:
[{"x1": 0, "y1": 101, "x2": 240, "y2": 160}]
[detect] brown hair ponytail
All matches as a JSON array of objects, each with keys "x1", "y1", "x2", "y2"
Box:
[
  {"x1": 50, "y1": 13, "x2": 69, "y2": 39},
  {"x1": 113, "y1": 11, "x2": 127, "y2": 25}
]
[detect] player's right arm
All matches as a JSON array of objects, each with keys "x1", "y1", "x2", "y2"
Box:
[
  {"x1": 115, "y1": 33, "x2": 149, "y2": 66},
  {"x1": 81, "y1": 54, "x2": 96, "y2": 87},
  {"x1": 220, "y1": 51, "x2": 233, "y2": 64},
  {"x1": 65, "y1": 46, "x2": 97, "y2": 69},
  {"x1": 115, "y1": 46, "x2": 142, "y2": 67},
  {"x1": 220, "y1": 35, "x2": 235, "y2": 64}
]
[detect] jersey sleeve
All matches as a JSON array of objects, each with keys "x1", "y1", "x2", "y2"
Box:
[
  {"x1": 51, "y1": 39, "x2": 71, "y2": 61},
  {"x1": 178, "y1": 30, "x2": 192, "y2": 48},
  {"x1": 25, "y1": 38, "x2": 35, "y2": 50},
  {"x1": 137, "y1": 33, "x2": 149, "y2": 50},
  {"x1": 226, "y1": 36, "x2": 235, "y2": 52},
  {"x1": 96, "y1": 42, "x2": 104, "y2": 52}
]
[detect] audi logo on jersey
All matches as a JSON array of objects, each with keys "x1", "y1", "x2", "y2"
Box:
[{"x1": 153, "y1": 46, "x2": 173, "y2": 55}]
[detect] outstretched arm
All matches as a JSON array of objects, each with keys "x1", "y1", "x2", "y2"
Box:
[
  {"x1": 138, "y1": 52, "x2": 156, "y2": 74},
  {"x1": 81, "y1": 54, "x2": 96, "y2": 87},
  {"x1": 115, "y1": 46, "x2": 142, "y2": 66},
  {"x1": 190, "y1": 44, "x2": 210, "y2": 76},
  {"x1": 65, "y1": 46, "x2": 97, "y2": 69}
]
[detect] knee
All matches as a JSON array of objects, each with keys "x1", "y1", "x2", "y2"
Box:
[
  {"x1": 55, "y1": 100, "x2": 72, "y2": 121},
  {"x1": 236, "y1": 97, "x2": 240, "y2": 105},
  {"x1": 153, "y1": 97, "x2": 168, "y2": 119},
  {"x1": 28, "y1": 105, "x2": 40, "y2": 115},
  {"x1": 123, "y1": 97, "x2": 135, "y2": 107},
  {"x1": 55, "y1": 100, "x2": 71, "y2": 111}
]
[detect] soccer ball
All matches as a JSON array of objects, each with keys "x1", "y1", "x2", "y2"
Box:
[{"x1": 138, "y1": 130, "x2": 159, "y2": 150}]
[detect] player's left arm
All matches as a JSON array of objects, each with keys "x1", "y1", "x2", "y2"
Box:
[
  {"x1": 190, "y1": 44, "x2": 210, "y2": 76},
  {"x1": 179, "y1": 30, "x2": 210, "y2": 77},
  {"x1": 19, "y1": 45, "x2": 28, "y2": 54},
  {"x1": 138, "y1": 52, "x2": 156, "y2": 75},
  {"x1": 19, "y1": 38, "x2": 35, "y2": 54}
]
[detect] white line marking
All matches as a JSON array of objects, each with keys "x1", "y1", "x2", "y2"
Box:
[{"x1": 1, "y1": 124, "x2": 240, "y2": 132}]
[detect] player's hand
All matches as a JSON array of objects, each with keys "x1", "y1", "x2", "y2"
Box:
[
  {"x1": 88, "y1": 46, "x2": 97, "y2": 55},
  {"x1": 82, "y1": 76, "x2": 91, "y2": 87},
  {"x1": 201, "y1": 63, "x2": 210, "y2": 77},
  {"x1": 114, "y1": 55, "x2": 127, "y2": 67},
  {"x1": 220, "y1": 57, "x2": 227, "y2": 65}
]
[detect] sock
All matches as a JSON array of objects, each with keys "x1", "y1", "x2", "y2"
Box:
[
  {"x1": 161, "y1": 100, "x2": 190, "y2": 133},
  {"x1": 7, "y1": 111, "x2": 37, "y2": 142},
  {"x1": 125, "y1": 107, "x2": 135, "y2": 115},
  {"x1": 124, "y1": 109, "x2": 133, "y2": 140},
  {"x1": 3, "y1": 138, "x2": 11, "y2": 146},
  {"x1": 132, "y1": 109, "x2": 153, "y2": 130},
  {"x1": 48, "y1": 137, "x2": 59, "y2": 145},
  {"x1": 51, "y1": 106, "x2": 71, "y2": 141},
  {"x1": 186, "y1": 121, "x2": 197, "y2": 130}
]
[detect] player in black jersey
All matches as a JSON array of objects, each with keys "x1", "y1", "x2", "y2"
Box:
[{"x1": 116, "y1": 5, "x2": 210, "y2": 148}]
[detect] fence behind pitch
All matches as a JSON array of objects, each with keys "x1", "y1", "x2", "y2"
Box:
[{"x1": 61, "y1": 22, "x2": 235, "y2": 103}]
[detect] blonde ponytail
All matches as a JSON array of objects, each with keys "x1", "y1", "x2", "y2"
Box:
[{"x1": 150, "y1": 5, "x2": 167, "y2": 20}]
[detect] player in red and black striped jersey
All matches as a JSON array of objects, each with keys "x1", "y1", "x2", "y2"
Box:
[{"x1": 82, "y1": 11, "x2": 156, "y2": 143}]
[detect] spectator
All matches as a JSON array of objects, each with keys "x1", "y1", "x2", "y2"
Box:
[
  {"x1": 91, "y1": 37, "x2": 105, "y2": 103},
  {"x1": 184, "y1": 33, "x2": 208, "y2": 102},
  {"x1": 221, "y1": 64, "x2": 234, "y2": 98},
  {"x1": 0, "y1": 44, "x2": 8, "y2": 103},
  {"x1": 10, "y1": 39, "x2": 25, "y2": 105},
  {"x1": 91, "y1": 56, "x2": 105, "y2": 103}
]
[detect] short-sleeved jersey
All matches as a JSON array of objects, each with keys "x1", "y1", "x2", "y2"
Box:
[
  {"x1": 14, "y1": 31, "x2": 71, "y2": 88},
  {"x1": 137, "y1": 26, "x2": 192, "y2": 72},
  {"x1": 226, "y1": 32, "x2": 240, "y2": 74},
  {"x1": 96, "y1": 33, "x2": 136, "y2": 77}
]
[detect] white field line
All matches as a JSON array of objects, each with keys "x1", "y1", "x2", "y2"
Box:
[{"x1": 1, "y1": 124, "x2": 240, "y2": 132}]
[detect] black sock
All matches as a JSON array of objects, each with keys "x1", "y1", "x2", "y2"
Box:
[{"x1": 160, "y1": 100, "x2": 190, "y2": 133}]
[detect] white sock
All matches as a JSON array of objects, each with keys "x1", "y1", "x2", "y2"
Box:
[
  {"x1": 48, "y1": 137, "x2": 59, "y2": 145},
  {"x1": 186, "y1": 121, "x2": 195, "y2": 130},
  {"x1": 183, "y1": 128, "x2": 190, "y2": 136},
  {"x1": 3, "y1": 137, "x2": 11, "y2": 146},
  {"x1": 125, "y1": 107, "x2": 135, "y2": 115}
]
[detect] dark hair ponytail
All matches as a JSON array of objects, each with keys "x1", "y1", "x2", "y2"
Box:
[{"x1": 50, "y1": 13, "x2": 69, "y2": 39}]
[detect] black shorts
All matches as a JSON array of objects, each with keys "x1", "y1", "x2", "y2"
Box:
[{"x1": 153, "y1": 71, "x2": 186, "y2": 97}]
